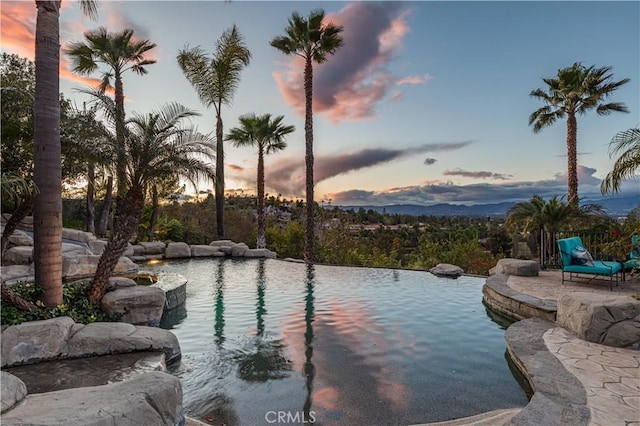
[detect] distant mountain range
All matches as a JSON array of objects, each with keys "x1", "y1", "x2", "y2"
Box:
[{"x1": 337, "y1": 195, "x2": 639, "y2": 218}]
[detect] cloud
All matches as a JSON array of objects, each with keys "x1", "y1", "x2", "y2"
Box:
[
  {"x1": 326, "y1": 165, "x2": 637, "y2": 206},
  {"x1": 424, "y1": 158, "x2": 437, "y2": 165},
  {"x1": 0, "y1": 2, "x2": 36, "y2": 60},
  {"x1": 443, "y1": 168, "x2": 513, "y2": 180},
  {"x1": 0, "y1": 3, "x2": 113, "y2": 92},
  {"x1": 552, "y1": 165, "x2": 601, "y2": 186},
  {"x1": 396, "y1": 74, "x2": 434, "y2": 85},
  {"x1": 273, "y1": 2, "x2": 430, "y2": 123},
  {"x1": 227, "y1": 164, "x2": 245, "y2": 172},
  {"x1": 229, "y1": 141, "x2": 474, "y2": 196}
]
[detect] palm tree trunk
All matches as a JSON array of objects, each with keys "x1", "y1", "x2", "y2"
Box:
[
  {"x1": 257, "y1": 147, "x2": 266, "y2": 249},
  {"x1": 114, "y1": 72, "x2": 127, "y2": 199},
  {"x1": 148, "y1": 185, "x2": 159, "y2": 241},
  {"x1": 96, "y1": 175, "x2": 113, "y2": 237},
  {"x1": 86, "y1": 163, "x2": 95, "y2": 234},
  {"x1": 1, "y1": 196, "x2": 34, "y2": 257},
  {"x1": 566, "y1": 113, "x2": 579, "y2": 205},
  {"x1": 215, "y1": 111, "x2": 225, "y2": 238},
  {"x1": 304, "y1": 56, "x2": 315, "y2": 264},
  {"x1": 88, "y1": 184, "x2": 144, "y2": 304},
  {"x1": 1, "y1": 283, "x2": 41, "y2": 312},
  {"x1": 33, "y1": 0, "x2": 63, "y2": 307}
]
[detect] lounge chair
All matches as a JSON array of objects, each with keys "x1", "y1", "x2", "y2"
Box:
[
  {"x1": 557, "y1": 236, "x2": 621, "y2": 291},
  {"x1": 624, "y1": 233, "x2": 639, "y2": 271}
]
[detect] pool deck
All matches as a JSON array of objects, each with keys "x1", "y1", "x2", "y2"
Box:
[{"x1": 419, "y1": 270, "x2": 640, "y2": 426}]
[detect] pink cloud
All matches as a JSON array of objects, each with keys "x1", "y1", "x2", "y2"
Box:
[
  {"x1": 396, "y1": 74, "x2": 434, "y2": 85},
  {"x1": 273, "y1": 2, "x2": 427, "y2": 124},
  {"x1": 1, "y1": 3, "x2": 111, "y2": 92}
]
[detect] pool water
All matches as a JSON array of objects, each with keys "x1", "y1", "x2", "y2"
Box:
[{"x1": 148, "y1": 258, "x2": 527, "y2": 425}]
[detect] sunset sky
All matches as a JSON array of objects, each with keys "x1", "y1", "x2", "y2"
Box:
[{"x1": 2, "y1": 1, "x2": 638, "y2": 206}]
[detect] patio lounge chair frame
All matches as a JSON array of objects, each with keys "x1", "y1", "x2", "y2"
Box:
[{"x1": 557, "y1": 236, "x2": 621, "y2": 291}]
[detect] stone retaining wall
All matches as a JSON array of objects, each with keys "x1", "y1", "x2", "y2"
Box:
[{"x1": 482, "y1": 275, "x2": 556, "y2": 322}]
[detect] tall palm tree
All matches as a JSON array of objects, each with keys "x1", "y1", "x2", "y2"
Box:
[
  {"x1": 601, "y1": 128, "x2": 640, "y2": 195},
  {"x1": 84, "y1": 93, "x2": 215, "y2": 303},
  {"x1": 33, "y1": 0, "x2": 97, "y2": 307},
  {"x1": 226, "y1": 113, "x2": 295, "y2": 248},
  {"x1": 177, "y1": 25, "x2": 251, "y2": 239},
  {"x1": 529, "y1": 63, "x2": 629, "y2": 204},
  {"x1": 65, "y1": 27, "x2": 156, "y2": 198},
  {"x1": 271, "y1": 10, "x2": 344, "y2": 263}
]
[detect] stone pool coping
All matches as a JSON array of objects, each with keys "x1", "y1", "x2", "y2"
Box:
[{"x1": 479, "y1": 270, "x2": 640, "y2": 426}]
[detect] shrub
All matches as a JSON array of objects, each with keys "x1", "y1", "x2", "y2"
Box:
[{"x1": 1, "y1": 280, "x2": 122, "y2": 326}]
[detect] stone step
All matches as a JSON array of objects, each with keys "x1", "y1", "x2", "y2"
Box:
[{"x1": 4, "y1": 351, "x2": 166, "y2": 394}]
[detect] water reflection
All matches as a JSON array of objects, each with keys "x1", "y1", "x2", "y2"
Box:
[
  {"x1": 303, "y1": 264, "x2": 316, "y2": 422},
  {"x1": 234, "y1": 259, "x2": 292, "y2": 382},
  {"x1": 214, "y1": 260, "x2": 225, "y2": 346}
]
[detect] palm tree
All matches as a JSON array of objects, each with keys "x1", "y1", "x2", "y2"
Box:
[
  {"x1": 506, "y1": 194, "x2": 605, "y2": 262},
  {"x1": 601, "y1": 128, "x2": 640, "y2": 195},
  {"x1": 84, "y1": 94, "x2": 215, "y2": 303},
  {"x1": 177, "y1": 25, "x2": 251, "y2": 239},
  {"x1": 65, "y1": 27, "x2": 156, "y2": 198},
  {"x1": 33, "y1": 0, "x2": 97, "y2": 307},
  {"x1": 529, "y1": 63, "x2": 629, "y2": 204},
  {"x1": 271, "y1": 10, "x2": 344, "y2": 263},
  {"x1": 226, "y1": 113, "x2": 295, "y2": 248}
]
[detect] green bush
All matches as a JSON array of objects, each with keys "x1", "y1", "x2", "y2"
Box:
[{"x1": 1, "y1": 280, "x2": 122, "y2": 326}]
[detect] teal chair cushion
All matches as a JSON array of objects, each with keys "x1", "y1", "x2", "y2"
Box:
[{"x1": 563, "y1": 260, "x2": 621, "y2": 275}]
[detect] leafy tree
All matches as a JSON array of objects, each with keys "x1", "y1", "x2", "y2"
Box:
[
  {"x1": 271, "y1": 9, "x2": 344, "y2": 263},
  {"x1": 177, "y1": 25, "x2": 251, "y2": 239},
  {"x1": 1, "y1": 53, "x2": 35, "y2": 181},
  {"x1": 529, "y1": 63, "x2": 629, "y2": 204},
  {"x1": 66, "y1": 26, "x2": 156, "y2": 198},
  {"x1": 33, "y1": 0, "x2": 97, "y2": 307},
  {"x1": 85, "y1": 96, "x2": 215, "y2": 303},
  {"x1": 601, "y1": 128, "x2": 640, "y2": 195},
  {"x1": 226, "y1": 113, "x2": 294, "y2": 248}
]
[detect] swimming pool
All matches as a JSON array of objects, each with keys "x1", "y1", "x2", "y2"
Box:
[{"x1": 149, "y1": 258, "x2": 527, "y2": 425}]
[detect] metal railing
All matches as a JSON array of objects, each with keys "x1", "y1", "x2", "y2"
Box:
[
  {"x1": 512, "y1": 230, "x2": 615, "y2": 270},
  {"x1": 541, "y1": 230, "x2": 613, "y2": 269}
]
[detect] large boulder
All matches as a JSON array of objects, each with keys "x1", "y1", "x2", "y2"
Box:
[
  {"x1": 140, "y1": 241, "x2": 166, "y2": 255},
  {"x1": 1, "y1": 372, "x2": 27, "y2": 413},
  {"x1": 7, "y1": 230, "x2": 33, "y2": 247},
  {"x1": 66, "y1": 322, "x2": 181, "y2": 363},
  {"x1": 0, "y1": 265, "x2": 34, "y2": 284},
  {"x1": 190, "y1": 245, "x2": 224, "y2": 257},
  {"x1": 152, "y1": 274, "x2": 188, "y2": 311},
  {"x1": 244, "y1": 248, "x2": 277, "y2": 259},
  {"x1": 131, "y1": 244, "x2": 146, "y2": 256},
  {"x1": 557, "y1": 292, "x2": 640, "y2": 349},
  {"x1": 106, "y1": 276, "x2": 138, "y2": 291},
  {"x1": 62, "y1": 229, "x2": 96, "y2": 243},
  {"x1": 1, "y1": 317, "x2": 181, "y2": 368},
  {"x1": 62, "y1": 255, "x2": 138, "y2": 279},
  {"x1": 1, "y1": 371, "x2": 183, "y2": 426},
  {"x1": 165, "y1": 242, "x2": 191, "y2": 259},
  {"x1": 489, "y1": 258, "x2": 539, "y2": 276},
  {"x1": 209, "y1": 240, "x2": 235, "y2": 255},
  {"x1": 2, "y1": 246, "x2": 33, "y2": 265},
  {"x1": 88, "y1": 239, "x2": 108, "y2": 256},
  {"x1": 1, "y1": 317, "x2": 76, "y2": 367},
  {"x1": 429, "y1": 263, "x2": 464, "y2": 278},
  {"x1": 231, "y1": 242, "x2": 250, "y2": 257},
  {"x1": 62, "y1": 243, "x2": 93, "y2": 257},
  {"x1": 101, "y1": 286, "x2": 166, "y2": 327}
]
